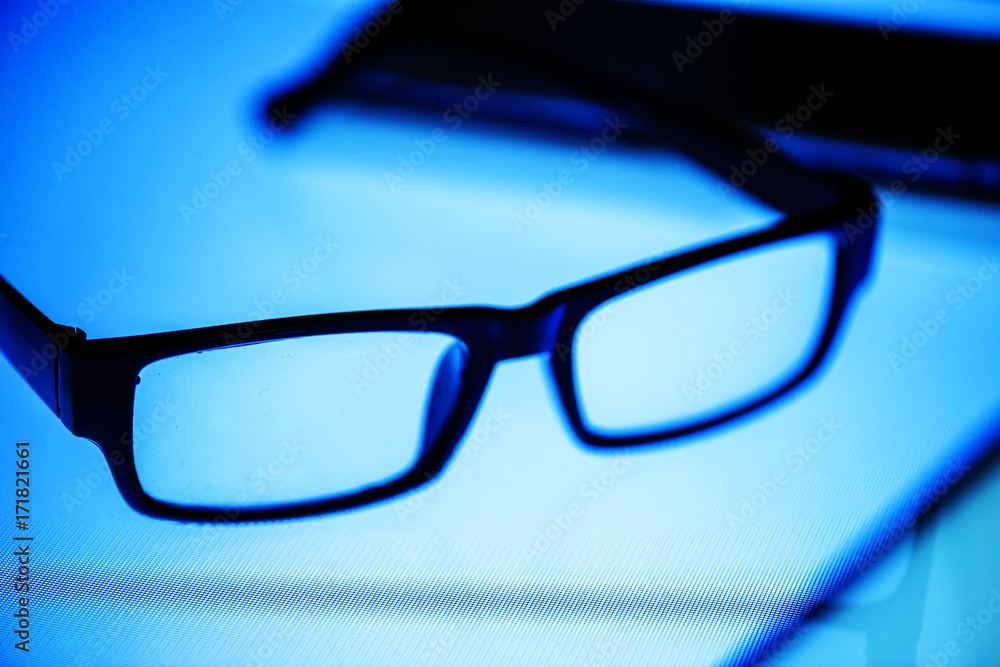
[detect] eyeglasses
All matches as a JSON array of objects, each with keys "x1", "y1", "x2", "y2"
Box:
[
  {"x1": 0, "y1": 54, "x2": 878, "y2": 522},
  {"x1": 1, "y1": 184, "x2": 875, "y2": 524}
]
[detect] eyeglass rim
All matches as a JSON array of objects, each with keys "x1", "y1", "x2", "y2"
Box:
[{"x1": 30, "y1": 168, "x2": 873, "y2": 521}]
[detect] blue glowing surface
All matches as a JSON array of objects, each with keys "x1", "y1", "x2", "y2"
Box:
[
  {"x1": 1, "y1": 2, "x2": 999, "y2": 666},
  {"x1": 629, "y1": 0, "x2": 1000, "y2": 39}
]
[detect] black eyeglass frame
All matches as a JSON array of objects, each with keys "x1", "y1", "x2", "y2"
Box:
[
  {"x1": 0, "y1": 164, "x2": 875, "y2": 522},
  {"x1": 2, "y1": 24, "x2": 882, "y2": 522}
]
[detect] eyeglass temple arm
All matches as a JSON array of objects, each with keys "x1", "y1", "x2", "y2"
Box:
[{"x1": 0, "y1": 273, "x2": 83, "y2": 417}]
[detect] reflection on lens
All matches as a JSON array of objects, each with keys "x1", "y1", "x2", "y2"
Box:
[
  {"x1": 133, "y1": 332, "x2": 466, "y2": 508},
  {"x1": 573, "y1": 234, "x2": 835, "y2": 437}
]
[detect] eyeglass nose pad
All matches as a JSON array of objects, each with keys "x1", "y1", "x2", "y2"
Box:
[{"x1": 421, "y1": 343, "x2": 467, "y2": 451}]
